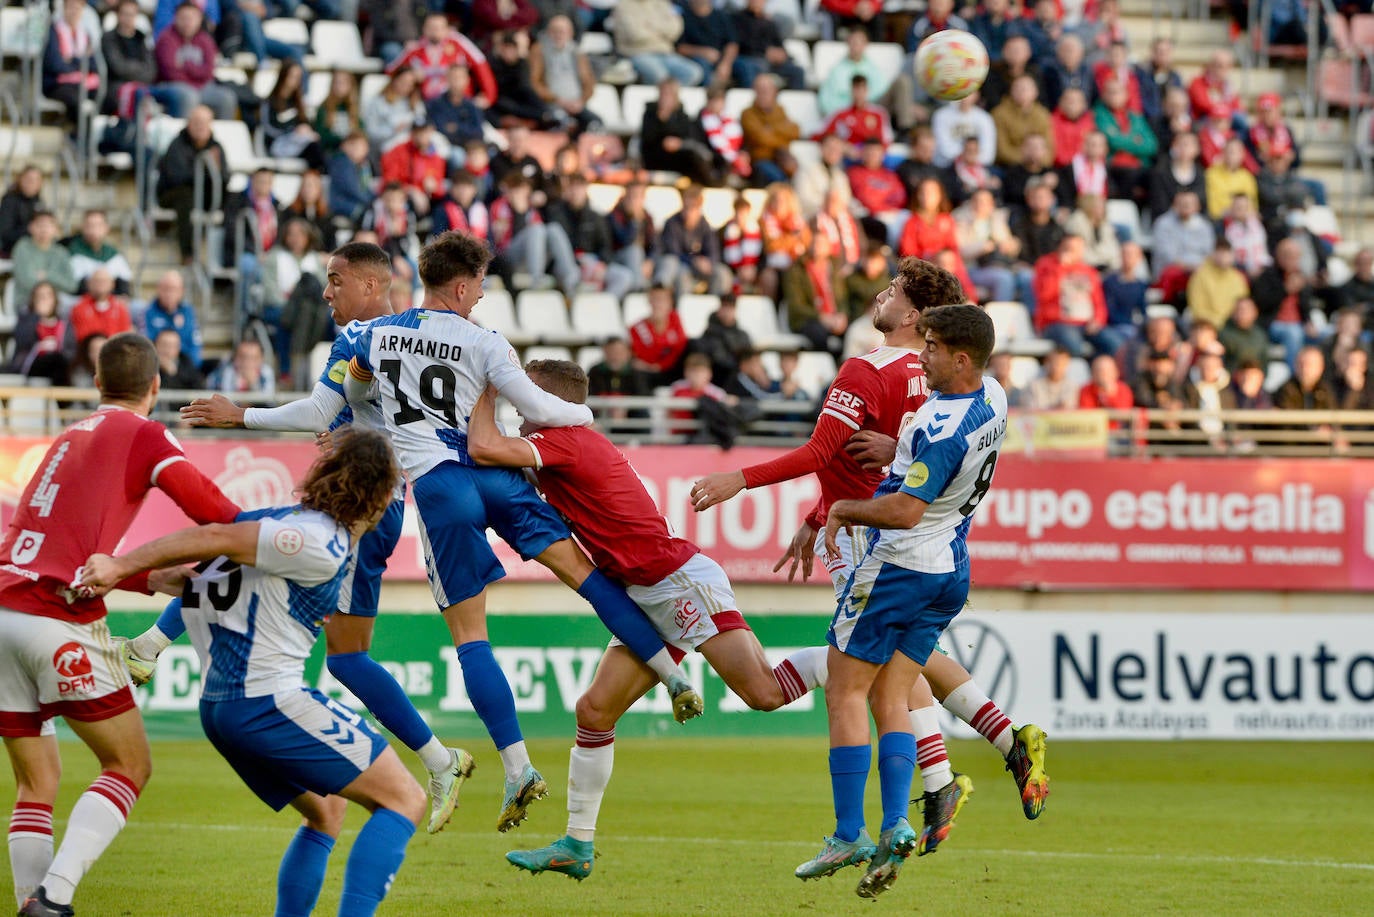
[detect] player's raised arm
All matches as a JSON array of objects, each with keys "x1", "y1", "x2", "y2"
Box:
[
  {"x1": 486, "y1": 343, "x2": 594, "y2": 428},
  {"x1": 467, "y1": 386, "x2": 540, "y2": 468},
  {"x1": 181, "y1": 386, "x2": 345, "y2": 432},
  {"x1": 80, "y1": 522, "x2": 263, "y2": 596}
]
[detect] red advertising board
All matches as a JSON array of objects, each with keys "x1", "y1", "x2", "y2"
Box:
[{"x1": 0, "y1": 437, "x2": 1368, "y2": 591}]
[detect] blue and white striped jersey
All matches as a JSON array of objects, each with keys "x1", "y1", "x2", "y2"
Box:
[
  {"x1": 181, "y1": 506, "x2": 352, "y2": 702},
  {"x1": 868, "y1": 379, "x2": 1008, "y2": 574},
  {"x1": 320, "y1": 319, "x2": 385, "y2": 434},
  {"x1": 343, "y1": 308, "x2": 593, "y2": 480}
]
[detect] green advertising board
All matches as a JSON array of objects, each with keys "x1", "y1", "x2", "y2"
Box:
[{"x1": 107, "y1": 611, "x2": 835, "y2": 741}]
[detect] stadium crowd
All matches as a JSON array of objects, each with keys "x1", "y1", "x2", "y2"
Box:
[{"x1": 5, "y1": 0, "x2": 1374, "y2": 431}]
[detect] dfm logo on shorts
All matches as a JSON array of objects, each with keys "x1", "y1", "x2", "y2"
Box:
[
  {"x1": 52, "y1": 642, "x2": 96, "y2": 697},
  {"x1": 940, "y1": 619, "x2": 1017, "y2": 738}
]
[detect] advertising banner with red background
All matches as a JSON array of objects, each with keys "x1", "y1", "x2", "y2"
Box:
[{"x1": 1, "y1": 437, "x2": 1370, "y2": 591}]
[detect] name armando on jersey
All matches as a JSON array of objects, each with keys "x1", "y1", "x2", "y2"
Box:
[{"x1": 377, "y1": 334, "x2": 463, "y2": 361}]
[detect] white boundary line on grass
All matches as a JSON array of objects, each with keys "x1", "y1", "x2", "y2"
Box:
[{"x1": 125, "y1": 823, "x2": 1374, "y2": 872}]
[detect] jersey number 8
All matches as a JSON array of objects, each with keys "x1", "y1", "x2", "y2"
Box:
[{"x1": 957, "y1": 450, "x2": 998, "y2": 517}]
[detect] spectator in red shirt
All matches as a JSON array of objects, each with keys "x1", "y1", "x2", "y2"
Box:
[
  {"x1": 1248, "y1": 92, "x2": 1296, "y2": 172},
  {"x1": 813, "y1": 75, "x2": 893, "y2": 159},
  {"x1": 1051, "y1": 87, "x2": 1092, "y2": 168},
  {"x1": 1187, "y1": 49, "x2": 1243, "y2": 128},
  {"x1": 898, "y1": 177, "x2": 975, "y2": 300},
  {"x1": 1034, "y1": 233, "x2": 1121, "y2": 358},
  {"x1": 1091, "y1": 41, "x2": 1146, "y2": 115},
  {"x1": 822, "y1": 0, "x2": 884, "y2": 41},
  {"x1": 379, "y1": 119, "x2": 447, "y2": 216},
  {"x1": 470, "y1": 0, "x2": 540, "y2": 48},
  {"x1": 69, "y1": 268, "x2": 133, "y2": 341},
  {"x1": 630, "y1": 284, "x2": 689, "y2": 386},
  {"x1": 668, "y1": 351, "x2": 735, "y2": 436},
  {"x1": 1079, "y1": 353, "x2": 1135, "y2": 409},
  {"x1": 388, "y1": 12, "x2": 498, "y2": 103},
  {"x1": 845, "y1": 138, "x2": 906, "y2": 221}
]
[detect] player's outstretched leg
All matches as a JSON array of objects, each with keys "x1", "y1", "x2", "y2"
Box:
[
  {"x1": 916, "y1": 773, "x2": 973, "y2": 856},
  {"x1": 926, "y1": 653, "x2": 1050, "y2": 819},
  {"x1": 8, "y1": 731, "x2": 60, "y2": 911},
  {"x1": 334, "y1": 747, "x2": 425, "y2": 917}
]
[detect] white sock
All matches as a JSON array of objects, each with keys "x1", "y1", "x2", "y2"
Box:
[
  {"x1": 43, "y1": 774, "x2": 138, "y2": 906},
  {"x1": 643, "y1": 649, "x2": 684, "y2": 687},
  {"x1": 566, "y1": 734, "x2": 615, "y2": 843},
  {"x1": 497, "y1": 740, "x2": 531, "y2": 784},
  {"x1": 129, "y1": 625, "x2": 172, "y2": 661},
  {"x1": 786, "y1": 646, "x2": 830, "y2": 690},
  {"x1": 943, "y1": 681, "x2": 1014, "y2": 757},
  {"x1": 910, "y1": 706, "x2": 953, "y2": 794},
  {"x1": 417, "y1": 737, "x2": 451, "y2": 774},
  {"x1": 9, "y1": 803, "x2": 53, "y2": 908}
]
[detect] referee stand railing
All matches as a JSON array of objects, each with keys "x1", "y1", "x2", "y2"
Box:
[{"x1": 1, "y1": 386, "x2": 1371, "y2": 458}]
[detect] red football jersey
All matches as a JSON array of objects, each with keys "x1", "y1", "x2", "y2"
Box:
[
  {"x1": 0, "y1": 406, "x2": 235, "y2": 623},
  {"x1": 523, "y1": 425, "x2": 697, "y2": 587},
  {"x1": 742, "y1": 346, "x2": 928, "y2": 529}
]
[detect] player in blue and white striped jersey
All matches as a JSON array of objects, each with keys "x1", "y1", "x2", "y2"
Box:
[
  {"x1": 79, "y1": 429, "x2": 423, "y2": 917},
  {"x1": 338, "y1": 231, "x2": 703, "y2": 833},
  {"x1": 128, "y1": 243, "x2": 474, "y2": 835},
  {"x1": 799, "y1": 304, "x2": 1008, "y2": 900}
]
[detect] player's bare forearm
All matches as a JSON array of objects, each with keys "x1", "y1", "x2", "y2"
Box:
[
  {"x1": 829, "y1": 493, "x2": 928, "y2": 532},
  {"x1": 467, "y1": 388, "x2": 538, "y2": 469},
  {"x1": 180, "y1": 393, "x2": 247, "y2": 428},
  {"x1": 80, "y1": 523, "x2": 262, "y2": 595}
]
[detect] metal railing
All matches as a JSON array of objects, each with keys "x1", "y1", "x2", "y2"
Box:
[{"x1": 2, "y1": 387, "x2": 1372, "y2": 459}]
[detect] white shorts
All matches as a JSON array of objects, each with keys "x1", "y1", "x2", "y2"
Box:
[
  {"x1": 819, "y1": 525, "x2": 870, "y2": 598},
  {"x1": 610, "y1": 554, "x2": 751, "y2": 662},
  {"x1": 0, "y1": 608, "x2": 134, "y2": 737}
]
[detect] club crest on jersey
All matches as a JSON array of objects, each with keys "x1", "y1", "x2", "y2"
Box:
[
  {"x1": 904, "y1": 462, "x2": 930, "y2": 489},
  {"x1": 9, "y1": 530, "x2": 44, "y2": 565},
  {"x1": 273, "y1": 527, "x2": 305, "y2": 556},
  {"x1": 53, "y1": 641, "x2": 96, "y2": 696}
]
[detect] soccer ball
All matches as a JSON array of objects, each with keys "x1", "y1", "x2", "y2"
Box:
[{"x1": 914, "y1": 30, "x2": 990, "y2": 102}]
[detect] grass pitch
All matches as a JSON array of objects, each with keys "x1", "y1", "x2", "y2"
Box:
[{"x1": 20, "y1": 738, "x2": 1374, "y2": 915}]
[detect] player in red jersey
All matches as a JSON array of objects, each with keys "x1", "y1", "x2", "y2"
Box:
[
  {"x1": 0, "y1": 334, "x2": 239, "y2": 917},
  {"x1": 691, "y1": 258, "x2": 1050, "y2": 846},
  {"x1": 464, "y1": 363, "x2": 830, "y2": 881}
]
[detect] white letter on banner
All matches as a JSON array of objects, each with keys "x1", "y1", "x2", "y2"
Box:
[
  {"x1": 546, "y1": 648, "x2": 602, "y2": 712},
  {"x1": 494, "y1": 648, "x2": 546, "y2": 712},
  {"x1": 438, "y1": 646, "x2": 474, "y2": 711},
  {"x1": 405, "y1": 661, "x2": 433, "y2": 695},
  {"x1": 721, "y1": 487, "x2": 774, "y2": 551},
  {"x1": 147, "y1": 646, "x2": 200, "y2": 712}
]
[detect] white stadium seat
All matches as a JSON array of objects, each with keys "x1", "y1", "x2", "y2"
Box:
[
  {"x1": 516, "y1": 290, "x2": 583, "y2": 345},
  {"x1": 262, "y1": 17, "x2": 309, "y2": 48},
  {"x1": 736, "y1": 295, "x2": 808, "y2": 350},
  {"x1": 622, "y1": 293, "x2": 652, "y2": 327},
  {"x1": 678, "y1": 86, "x2": 707, "y2": 118},
  {"x1": 793, "y1": 351, "x2": 838, "y2": 394},
  {"x1": 586, "y1": 182, "x2": 624, "y2": 215},
  {"x1": 570, "y1": 292, "x2": 626, "y2": 341},
  {"x1": 724, "y1": 88, "x2": 755, "y2": 121},
  {"x1": 984, "y1": 301, "x2": 1051, "y2": 357},
  {"x1": 576, "y1": 345, "x2": 605, "y2": 371},
  {"x1": 811, "y1": 40, "x2": 846, "y2": 82},
  {"x1": 523, "y1": 345, "x2": 574, "y2": 364},
  {"x1": 641, "y1": 185, "x2": 684, "y2": 229},
  {"x1": 586, "y1": 84, "x2": 627, "y2": 135},
  {"x1": 310, "y1": 21, "x2": 381, "y2": 72},
  {"x1": 620, "y1": 84, "x2": 660, "y2": 135},
  {"x1": 472, "y1": 289, "x2": 533, "y2": 345},
  {"x1": 676, "y1": 294, "x2": 721, "y2": 338},
  {"x1": 778, "y1": 90, "x2": 822, "y2": 137}
]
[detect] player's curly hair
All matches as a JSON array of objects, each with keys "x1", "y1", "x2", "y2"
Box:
[
  {"x1": 298, "y1": 427, "x2": 400, "y2": 531},
  {"x1": 919, "y1": 304, "x2": 996, "y2": 370},
  {"x1": 895, "y1": 256, "x2": 966, "y2": 313},
  {"x1": 419, "y1": 231, "x2": 494, "y2": 289}
]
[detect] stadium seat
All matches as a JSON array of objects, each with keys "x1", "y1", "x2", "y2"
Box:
[
  {"x1": 778, "y1": 90, "x2": 822, "y2": 137},
  {"x1": 700, "y1": 187, "x2": 738, "y2": 229},
  {"x1": 623, "y1": 292, "x2": 651, "y2": 327},
  {"x1": 1305, "y1": 205, "x2": 1341, "y2": 244},
  {"x1": 793, "y1": 350, "x2": 838, "y2": 394},
  {"x1": 212, "y1": 119, "x2": 270, "y2": 177},
  {"x1": 308, "y1": 341, "x2": 333, "y2": 384},
  {"x1": 271, "y1": 172, "x2": 302, "y2": 205},
  {"x1": 214, "y1": 65, "x2": 249, "y2": 86},
  {"x1": 0, "y1": 7, "x2": 42, "y2": 62},
  {"x1": 620, "y1": 84, "x2": 660, "y2": 136},
  {"x1": 570, "y1": 292, "x2": 625, "y2": 341},
  {"x1": 576, "y1": 344, "x2": 604, "y2": 371},
  {"x1": 88, "y1": 115, "x2": 134, "y2": 173},
  {"x1": 789, "y1": 139, "x2": 821, "y2": 171},
  {"x1": 251, "y1": 67, "x2": 279, "y2": 100},
  {"x1": 1146, "y1": 303, "x2": 1179, "y2": 321},
  {"x1": 147, "y1": 115, "x2": 187, "y2": 157},
  {"x1": 586, "y1": 182, "x2": 623, "y2": 215},
  {"x1": 843, "y1": 313, "x2": 882, "y2": 357},
  {"x1": 1105, "y1": 198, "x2": 1147, "y2": 246},
  {"x1": 783, "y1": 39, "x2": 814, "y2": 87},
  {"x1": 517, "y1": 289, "x2": 584, "y2": 345},
  {"x1": 359, "y1": 73, "x2": 390, "y2": 108},
  {"x1": 678, "y1": 86, "x2": 707, "y2": 118},
  {"x1": 0, "y1": 278, "x2": 17, "y2": 335},
  {"x1": 523, "y1": 345, "x2": 574, "y2": 364},
  {"x1": 310, "y1": 21, "x2": 382, "y2": 73},
  {"x1": 983, "y1": 301, "x2": 1052, "y2": 356},
  {"x1": 578, "y1": 31, "x2": 614, "y2": 56},
  {"x1": 811, "y1": 41, "x2": 846, "y2": 81},
  {"x1": 1009, "y1": 355, "x2": 1043, "y2": 389},
  {"x1": 642, "y1": 185, "x2": 684, "y2": 228},
  {"x1": 262, "y1": 18, "x2": 309, "y2": 48},
  {"x1": 736, "y1": 294, "x2": 809, "y2": 350},
  {"x1": 1066, "y1": 357, "x2": 1091, "y2": 391},
  {"x1": 676, "y1": 294, "x2": 721, "y2": 338},
  {"x1": 1326, "y1": 255, "x2": 1352, "y2": 289},
  {"x1": 473, "y1": 289, "x2": 533, "y2": 345},
  {"x1": 586, "y1": 84, "x2": 627, "y2": 135},
  {"x1": 724, "y1": 88, "x2": 755, "y2": 121},
  {"x1": 1265, "y1": 360, "x2": 1292, "y2": 392}
]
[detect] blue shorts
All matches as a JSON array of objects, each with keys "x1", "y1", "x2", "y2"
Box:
[
  {"x1": 412, "y1": 461, "x2": 569, "y2": 609},
  {"x1": 338, "y1": 499, "x2": 404, "y2": 618},
  {"x1": 200, "y1": 687, "x2": 389, "y2": 811},
  {"x1": 828, "y1": 550, "x2": 969, "y2": 666}
]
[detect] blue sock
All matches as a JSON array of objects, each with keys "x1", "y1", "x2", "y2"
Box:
[
  {"x1": 327, "y1": 652, "x2": 435, "y2": 752},
  {"x1": 577, "y1": 570, "x2": 667, "y2": 664},
  {"x1": 877, "y1": 732, "x2": 917, "y2": 832},
  {"x1": 455, "y1": 640, "x2": 523, "y2": 750},
  {"x1": 275, "y1": 826, "x2": 334, "y2": 917},
  {"x1": 338, "y1": 807, "x2": 414, "y2": 917},
  {"x1": 155, "y1": 597, "x2": 186, "y2": 641},
  {"x1": 829, "y1": 744, "x2": 871, "y2": 843}
]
